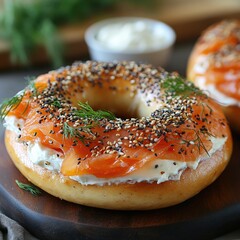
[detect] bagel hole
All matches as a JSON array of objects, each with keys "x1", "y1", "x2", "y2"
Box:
[
  {"x1": 89, "y1": 103, "x2": 139, "y2": 120},
  {"x1": 84, "y1": 97, "x2": 156, "y2": 120},
  {"x1": 75, "y1": 84, "x2": 157, "y2": 119}
]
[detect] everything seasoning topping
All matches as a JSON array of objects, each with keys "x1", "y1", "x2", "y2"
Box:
[
  {"x1": 1, "y1": 61, "x2": 226, "y2": 167},
  {"x1": 201, "y1": 20, "x2": 240, "y2": 68},
  {"x1": 210, "y1": 44, "x2": 240, "y2": 68}
]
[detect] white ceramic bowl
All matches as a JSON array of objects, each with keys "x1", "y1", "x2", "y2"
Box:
[{"x1": 84, "y1": 17, "x2": 176, "y2": 67}]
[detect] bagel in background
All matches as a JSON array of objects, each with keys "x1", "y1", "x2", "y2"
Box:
[
  {"x1": 1, "y1": 61, "x2": 233, "y2": 210},
  {"x1": 187, "y1": 19, "x2": 240, "y2": 132}
]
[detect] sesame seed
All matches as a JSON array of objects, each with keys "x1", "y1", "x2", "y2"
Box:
[{"x1": 24, "y1": 61, "x2": 212, "y2": 161}]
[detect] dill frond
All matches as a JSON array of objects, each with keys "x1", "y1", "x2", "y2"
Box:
[
  {"x1": 0, "y1": 92, "x2": 24, "y2": 121},
  {"x1": 63, "y1": 122, "x2": 86, "y2": 142},
  {"x1": 15, "y1": 180, "x2": 41, "y2": 196},
  {"x1": 181, "y1": 129, "x2": 210, "y2": 156},
  {"x1": 25, "y1": 77, "x2": 39, "y2": 97},
  {"x1": 51, "y1": 98, "x2": 61, "y2": 108},
  {"x1": 161, "y1": 76, "x2": 204, "y2": 97},
  {"x1": 75, "y1": 102, "x2": 116, "y2": 121},
  {"x1": 63, "y1": 122, "x2": 76, "y2": 139}
]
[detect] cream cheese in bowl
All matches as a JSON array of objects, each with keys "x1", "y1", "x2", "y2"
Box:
[
  {"x1": 85, "y1": 17, "x2": 176, "y2": 67},
  {"x1": 96, "y1": 20, "x2": 170, "y2": 52}
]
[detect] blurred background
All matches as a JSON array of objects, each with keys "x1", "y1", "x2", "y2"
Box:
[{"x1": 0, "y1": 0, "x2": 239, "y2": 72}]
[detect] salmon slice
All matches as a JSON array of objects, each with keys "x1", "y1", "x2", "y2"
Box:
[
  {"x1": 189, "y1": 20, "x2": 240, "y2": 100},
  {"x1": 10, "y1": 93, "x2": 226, "y2": 178},
  {"x1": 3, "y1": 65, "x2": 228, "y2": 179}
]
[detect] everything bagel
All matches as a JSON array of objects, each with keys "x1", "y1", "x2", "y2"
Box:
[
  {"x1": 1, "y1": 61, "x2": 232, "y2": 210},
  {"x1": 187, "y1": 19, "x2": 240, "y2": 132}
]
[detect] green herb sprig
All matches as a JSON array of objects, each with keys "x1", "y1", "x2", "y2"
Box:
[
  {"x1": 15, "y1": 180, "x2": 41, "y2": 196},
  {"x1": 0, "y1": 92, "x2": 24, "y2": 121},
  {"x1": 26, "y1": 76, "x2": 38, "y2": 97},
  {"x1": 51, "y1": 98, "x2": 62, "y2": 108},
  {"x1": 63, "y1": 102, "x2": 115, "y2": 142},
  {"x1": 0, "y1": 77, "x2": 41, "y2": 121},
  {"x1": 75, "y1": 102, "x2": 116, "y2": 121},
  {"x1": 63, "y1": 122, "x2": 87, "y2": 142},
  {"x1": 181, "y1": 129, "x2": 210, "y2": 156},
  {"x1": 161, "y1": 76, "x2": 204, "y2": 97}
]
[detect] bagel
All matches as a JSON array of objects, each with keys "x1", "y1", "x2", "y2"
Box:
[
  {"x1": 187, "y1": 19, "x2": 240, "y2": 132},
  {"x1": 1, "y1": 61, "x2": 232, "y2": 210}
]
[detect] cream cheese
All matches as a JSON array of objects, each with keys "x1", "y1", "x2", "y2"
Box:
[
  {"x1": 195, "y1": 76, "x2": 240, "y2": 107},
  {"x1": 27, "y1": 142, "x2": 62, "y2": 172},
  {"x1": 96, "y1": 20, "x2": 169, "y2": 52},
  {"x1": 4, "y1": 116, "x2": 227, "y2": 186},
  {"x1": 193, "y1": 56, "x2": 210, "y2": 74},
  {"x1": 4, "y1": 116, "x2": 24, "y2": 135}
]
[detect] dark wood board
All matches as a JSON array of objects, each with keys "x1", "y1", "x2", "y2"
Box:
[{"x1": 0, "y1": 132, "x2": 240, "y2": 240}]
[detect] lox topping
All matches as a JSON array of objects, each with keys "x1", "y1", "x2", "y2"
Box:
[
  {"x1": 192, "y1": 20, "x2": 240, "y2": 101},
  {"x1": 1, "y1": 62, "x2": 228, "y2": 179}
]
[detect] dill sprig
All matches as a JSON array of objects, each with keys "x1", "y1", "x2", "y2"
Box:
[
  {"x1": 26, "y1": 77, "x2": 38, "y2": 97},
  {"x1": 181, "y1": 129, "x2": 210, "y2": 156},
  {"x1": 63, "y1": 122, "x2": 93, "y2": 143},
  {"x1": 63, "y1": 102, "x2": 115, "y2": 142},
  {"x1": 63, "y1": 122, "x2": 79, "y2": 139},
  {"x1": 15, "y1": 180, "x2": 41, "y2": 196},
  {"x1": 200, "y1": 102, "x2": 213, "y2": 123},
  {"x1": 75, "y1": 102, "x2": 116, "y2": 121},
  {"x1": 0, "y1": 78, "x2": 40, "y2": 121},
  {"x1": 51, "y1": 98, "x2": 62, "y2": 108},
  {"x1": 161, "y1": 76, "x2": 204, "y2": 97},
  {"x1": 193, "y1": 130, "x2": 210, "y2": 157},
  {"x1": 0, "y1": 92, "x2": 24, "y2": 121}
]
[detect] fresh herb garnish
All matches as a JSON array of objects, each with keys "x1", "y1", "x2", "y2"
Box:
[
  {"x1": 75, "y1": 102, "x2": 116, "y2": 121},
  {"x1": 0, "y1": 92, "x2": 24, "y2": 121},
  {"x1": 161, "y1": 76, "x2": 204, "y2": 97},
  {"x1": 199, "y1": 102, "x2": 213, "y2": 123},
  {"x1": 15, "y1": 180, "x2": 41, "y2": 196},
  {"x1": 181, "y1": 129, "x2": 210, "y2": 156},
  {"x1": 193, "y1": 130, "x2": 210, "y2": 157},
  {"x1": 63, "y1": 122, "x2": 91, "y2": 143},
  {"x1": 63, "y1": 122, "x2": 79, "y2": 139},
  {"x1": 26, "y1": 77, "x2": 38, "y2": 97},
  {"x1": 0, "y1": 77, "x2": 40, "y2": 121},
  {"x1": 51, "y1": 98, "x2": 62, "y2": 108},
  {"x1": 62, "y1": 102, "x2": 115, "y2": 142}
]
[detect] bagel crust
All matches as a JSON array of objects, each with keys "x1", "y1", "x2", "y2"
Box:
[
  {"x1": 5, "y1": 129, "x2": 232, "y2": 210},
  {"x1": 2, "y1": 61, "x2": 233, "y2": 210}
]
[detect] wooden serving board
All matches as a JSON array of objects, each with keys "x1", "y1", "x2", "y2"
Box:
[{"x1": 0, "y1": 132, "x2": 240, "y2": 240}]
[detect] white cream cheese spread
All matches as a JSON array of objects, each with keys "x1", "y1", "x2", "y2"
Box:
[
  {"x1": 195, "y1": 76, "x2": 240, "y2": 107},
  {"x1": 4, "y1": 116, "x2": 227, "y2": 186},
  {"x1": 27, "y1": 143, "x2": 62, "y2": 172},
  {"x1": 96, "y1": 20, "x2": 169, "y2": 52}
]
